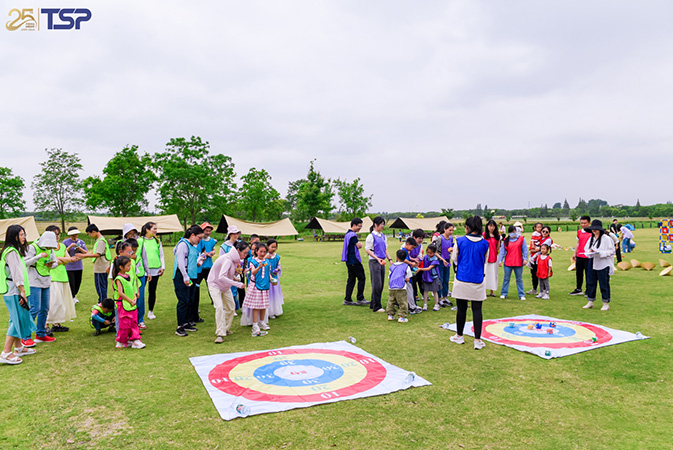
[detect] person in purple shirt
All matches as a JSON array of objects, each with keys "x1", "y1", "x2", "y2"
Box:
[
  {"x1": 63, "y1": 227, "x2": 88, "y2": 304},
  {"x1": 365, "y1": 216, "x2": 392, "y2": 313},
  {"x1": 342, "y1": 218, "x2": 368, "y2": 306}
]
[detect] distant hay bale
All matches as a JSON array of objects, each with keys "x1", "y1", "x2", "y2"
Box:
[
  {"x1": 641, "y1": 262, "x2": 655, "y2": 271},
  {"x1": 630, "y1": 259, "x2": 641, "y2": 268},
  {"x1": 659, "y1": 259, "x2": 671, "y2": 268},
  {"x1": 617, "y1": 261, "x2": 632, "y2": 271},
  {"x1": 660, "y1": 266, "x2": 672, "y2": 276}
]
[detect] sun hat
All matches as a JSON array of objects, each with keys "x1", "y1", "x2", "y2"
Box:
[
  {"x1": 227, "y1": 225, "x2": 241, "y2": 235},
  {"x1": 200, "y1": 222, "x2": 214, "y2": 231},
  {"x1": 67, "y1": 228, "x2": 81, "y2": 236},
  {"x1": 585, "y1": 219, "x2": 606, "y2": 232}
]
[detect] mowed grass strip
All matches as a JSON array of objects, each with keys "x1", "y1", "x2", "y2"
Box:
[{"x1": 0, "y1": 228, "x2": 671, "y2": 449}]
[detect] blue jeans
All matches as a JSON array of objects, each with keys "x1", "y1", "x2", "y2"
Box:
[
  {"x1": 94, "y1": 272, "x2": 108, "y2": 302},
  {"x1": 501, "y1": 266, "x2": 524, "y2": 298},
  {"x1": 137, "y1": 275, "x2": 147, "y2": 324},
  {"x1": 28, "y1": 286, "x2": 50, "y2": 338},
  {"x1": 439, "y1": 263, "x2": 451, "y2": 298}
]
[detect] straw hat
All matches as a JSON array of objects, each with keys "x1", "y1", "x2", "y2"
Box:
[
  {"x1": 641, "y1": 262, "x2": 655, "y2": 271},
  {"x1": 630, "y1": 259, "x2": 641, "y2": 268},
  {"x1": 617, "y1": 261, "x2": 632, "y2": 271},
  {"x1": 659, "y1": 259, "x2": 671, "y2": 268},
  {"x1": 660, "y1": 266, "x2": 672, "y2": 276},
  {"x1": 567, "y1": 262, "x2": 576, "y2": 271}
]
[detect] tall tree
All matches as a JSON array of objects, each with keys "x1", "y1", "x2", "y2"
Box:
[
  {"x1": 154, "y1": 136, "x2": 236, "y2": 227},
  {"x1": 285, "y1": 178, "x2": 306, "y2": 218},
  {"x1": 0, "y1": 167, "x2": 26, "y2": 219},
  {"x1": 237, "y1": 168, "x2": 280, "y2": 221},
  {"x1": 83, "y1": 145, "x2": 157, "y2": 216},
  {"x1": 295, "y1": 160, "x2": 333, "y2": 220},
  {"x1": 441, "y1": 208, "x2": 454, "y2": 219},
  {"x1": 31, "y1": 148, "x2": 84, "y2": 231},
  {"x1": 333, "y1": 177, "x2": 373, "y2": 219},
  {"x1": 562, "y1": 198, "x2": 570, "y2": 216}
]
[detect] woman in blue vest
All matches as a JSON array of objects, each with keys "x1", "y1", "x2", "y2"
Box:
[
  {"x1": 448, "y1": 216, "x2": 490, "y2": 350},
  {"x1": 365, "y1": 216, "x2": 392, "y2": 313},
  {"x1": 173, "y1": 225, "x2": 204, "y2": 337}
]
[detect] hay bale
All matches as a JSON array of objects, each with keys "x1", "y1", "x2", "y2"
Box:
[
  {"x1": 660, "y1": 266, "x2": 672, "y2": 276},
  {"x1": 567, "y1": 262, "x2": 576, "y2": 271},
  {"x1": 630, "y1": 259, "x2": 641, "y2": 268},
  {"x1": 659, "y1": 259, "x2": 671, "y2": 268},
  {"x1": 641, "y1": 262, "x2": 655, "y2": 271},
  {"x1": 617, "y1": 261, "x2": 632, "y2": 271}
]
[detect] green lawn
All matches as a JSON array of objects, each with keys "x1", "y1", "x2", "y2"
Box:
[{"x1": 1, "y1": 228, "x2": 671, "y2": 449}]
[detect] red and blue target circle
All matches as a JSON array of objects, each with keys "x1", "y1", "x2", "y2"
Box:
[
  {"x1": 208, "y1": 348, "x2": 387, "y2": 403},
  {"x1": 480, "y1": 319, "x2": 612, "y2": 349}
]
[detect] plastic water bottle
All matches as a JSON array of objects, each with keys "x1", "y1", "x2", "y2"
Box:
[
  {"x1": 404, "y1": 372, "x2": 416, "y2": 385},
  {"x1": 544, "y1": 350, "x2": 552, "y2": 357},
  {"x1": 235, "y1": 404, "x2": 251, "y2": 416},
  {"x1": 635, "y1": 332, "x2": 643, "y2": 339},
  {"x1": 348, "y1": 336, "x2": 357, "y2": 344}
]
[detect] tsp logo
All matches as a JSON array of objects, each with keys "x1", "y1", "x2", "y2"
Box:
[{"x1": 6, "y1": 8, "x2": 92, "y2": 31}]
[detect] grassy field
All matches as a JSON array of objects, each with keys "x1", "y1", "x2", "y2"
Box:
[{"x1": 1, "y1": 227, "x2": 671, "y2": 449}]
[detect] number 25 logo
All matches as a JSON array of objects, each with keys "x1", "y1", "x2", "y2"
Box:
[{"x1": 6, "y1": 8, "x2": 36, "y2": 31}]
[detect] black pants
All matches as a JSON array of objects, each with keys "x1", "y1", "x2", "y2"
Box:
[
  {"x1": 345, "y1": 262, "x2": 366, "y2": 302},
  {"x1": 368, "y1": 260, "x2": 385, "y2": 311},
  {"x1": 575, "y1": 257, "x2": 591, "y2": 291},
  {"x1": 586, "y1": 267, "x2": 610, "y2": 302},
  {"x1": 148, "y1": 275, "x2": 161, "y2": 311},
  {"x1": 67, "y1": 270, "x2": 83, "y2": 297},
  {"x1": 195, "y1": 267, "x2": 212, "y2": 310},
  {"x1": 174, "y1": 276, "x2": 195, "y2": 328},
  {"x1": 411, "y1": 272, "x2": 424, "y2": 300},
  {"x1": 455, "y1": 299, "x2": 483, "y2": 339},
  {"x1": 530, "y1": 264, "x2": 539, "y2": 290},
  {"x1": 615, "y1": 243, "x2": 622, "y2": 263}
]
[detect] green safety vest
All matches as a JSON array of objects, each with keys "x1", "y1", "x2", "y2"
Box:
[
  {"x1": 136, "y1": 238, "x2": 146, "y2": 278},
  {"x1": 89, "y1": 304, "x2": 113, "y2": 328},
  {"x1": 144, "y1": 237, "x2": 161, "y2": 269},
  {"x1": 50, "y1": 244, "x2": 69, "y2": 283},
  {"x1": 31, "y1": 242, "x2": 52, "y2": 277},
  {"x1": 114, "y1": 274, "x2": 137, "y2": 311},
  {"x1": 94, "y1": 236, "x2": 111, "y2": 262},
  {"x1": 0, "y1": 247, "x2": 31, "y2": 297}
]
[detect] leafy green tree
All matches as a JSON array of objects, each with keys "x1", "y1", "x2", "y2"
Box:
[
  {"x1": 83, "y1": 145, "x2": 157, "y2": 217},
  {"x1": 569, "y1": 210, "x2": 578, "y2": 222},
  {"x1": 333, "y1": 177, "x2": 372, "y2": 219},
  {"x1": 552, "y1": 202, "x2": 562, "y2": 209},
  {"x1": 154, "y1": 136, "x2": 236, "y2": 227},
  {"x1": 441, "y1": 208, "x2": 454, "y2": 219},
  {"x1": 237, "y1": 168, "x2": 280, "y2": 221},
  {"x1": 0, "y1": 167, "x2": 26, "y2": 219},
  {"x1": 562, "y1": 199, "x2": 570, "y2": 216},
  {"x1": 296, "y1": 160, "x2": 333, "y2": 220},
  {"x1": 31, "y1": 148, "x2": 84, "y2": 231}
]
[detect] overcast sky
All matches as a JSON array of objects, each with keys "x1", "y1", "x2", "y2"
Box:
[{"x1": 2, "y1": 0, "x2": 672, "y2": 213}]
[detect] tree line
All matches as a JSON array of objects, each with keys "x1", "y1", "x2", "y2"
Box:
[{"x1": 0, "y1": 137, "x2": 373, "y2": 228}]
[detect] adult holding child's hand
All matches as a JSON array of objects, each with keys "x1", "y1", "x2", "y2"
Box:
[{"x1": 365, "y1": 216, "x2": 391, "y2": 313}]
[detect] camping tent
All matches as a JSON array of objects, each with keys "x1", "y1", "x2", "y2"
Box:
[
  {"x1": 305, "y1": 217, "x2": 373, "y2": 234},
  {"x1": 87, "y1": 215, "x2": 184, "y2": 235},
  {"x1": 215, "y1": 215, "x2": 298, "y2": 237},
  {"x1": 389, "y1": 216, "x2": 450, "y2": 232},
  {"x1": 0, "y1": 216, "x2": 40, "y2": 242}
]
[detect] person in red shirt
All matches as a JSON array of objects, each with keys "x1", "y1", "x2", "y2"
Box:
[
  {"x1": 536, "y1": 244, "x2": 553, "y2": 299},
  {"x1": 569, "y1": 216, "x2": 592, "y2": 296}
]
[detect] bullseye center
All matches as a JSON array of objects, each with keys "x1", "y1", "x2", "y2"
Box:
[{"x1": 274, "y1": 365, "x2": 324, "y2": 381}]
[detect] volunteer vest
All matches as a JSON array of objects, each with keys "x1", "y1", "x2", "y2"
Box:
[
  {"x1": 50, "y1": 244, "x2": 69, "y2": 283},
  {"x1": 389, "y1": 263, "x2": 407, "y2": 289},
  {"x1": 372, "y1": 232, "x2": 387, "y2": 259},
  {"x1": 483, "y1": 234, "x2": 499, "y2": 264},
  {"x1": 455, "y1": 236, "x2": 489, "y2": 284},
  {"x1": 114, "y1": 274, "x2": 137, "y2": 311},
  {"x1": 537, "y1": 255, "x2": 552, "y2": 279},
  {"x1": 267, "y1": 253, "x2": 281, "y2": 275},
  {"x1": 576, "y1": 229, "x2": 591, "y2": 258},
  {"x1": 504, "y1": 237, "x2": 524, "y2": 267},
  {"x1": 342, "y1": 230, "x2": 362, "y2": 264},
  {"x1": 199, "y1": 238, "x2": 217, "y2": 269},
  {"x1": 31, "y1": 242, "x2": 52, "y2": 277},
  {"x1": 144, "y1": 237, "x2": 162, "y2": 269},
  {"x1": 250, "y1": 258, "x2": 270, "y2": 291},
  {"x1": 89, "y1": 304, "x2": 114, "y2": 328},
  {"x1": 135, "y1": 238, "x2": 146, "y2": 277},
  {"x1": 0, "y1": 247, "x2": 31, "y2": 296},
  {"x1": 440, "y1": 235, "x2": 453, "y2": 260},
  {"x1": 172, "y1": 238, "x2": 199, "y2": 280},
  {"x1": 95, "y1": 236, "x2": 112, "y2": 262}
]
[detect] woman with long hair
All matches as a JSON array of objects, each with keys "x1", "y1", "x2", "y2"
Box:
[
  {"x1": 364, "y1": 216, "x2": 392, "y2": 313},
  {"x1": 141, "y1": 222, "x2": 165, "y2": 320},
  {"x1": 483, "y1": 219, "x2": 500, "y2": 297}
]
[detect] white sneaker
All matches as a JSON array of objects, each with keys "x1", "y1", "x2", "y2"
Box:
[
  {"x1": 131, "y1": 340, "x2": 146, "y2": 349},
  {"x1": 251, "y1": 325, "x2": 267, "y2": 337},
  {"x1": 474, "y1": 340, "x2": 486, "y2": 350},
  {"x1": 449, "y1": 335, "x2": 465, "y2": 345},
  {"x1": 541, "y1": 294, "x2": 550, "y2": 300},
  {"x1": 601, "y1": 302, "x2": 610, "y2": 311},
  {"x1": 583, "y1": 301, "x2": 594, "y2": 309},
  {"x1": 147, "y1": 311, "x2": 156, "y2": 320},
  {"x1": 115, "y1": 342, "x2": 127, "y2": 348},
  {"x1": 535, "y1": 293, "x2": 543, "y2": 298},
  {"x1": 398, "y1": 317, "x2": 408, "y2": 323},
  {"x1": 258, "y1": 321, "x2": 270, "y2": 331},
  {"x1": 499, "y1": 295, "x2": 506, "y2": 299},
  {"x1": 73, "y1": 297, "x2": 79, "y2": 304},
  {"x1": 519, "y1": 296, "x2": 526, "y2": 301},
  {"x1": 388, "y1": 315, "x2": 394, "y2": 321},
  {"x1": 433, "y1": 304, "x2": 441, "y2": 311}
]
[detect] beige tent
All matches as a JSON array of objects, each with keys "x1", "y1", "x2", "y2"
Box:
[
  {"x1": 389, "y1": 216, "x2": 450, "y2": 232},
  {"x1": 216, "y1": 215, "x2": 298, "y2": 236},
  {"x1": 87, "y1": 215, "x2": 184, "y2": 235},
  {"x1": 0, "y1": 216, "x2": 40, "y2": 242},
  {"x1": 305, "y1": 217, "x2": 373, "y2": 234}
]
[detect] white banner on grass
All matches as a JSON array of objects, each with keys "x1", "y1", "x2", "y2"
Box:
[
  {"x1": 190, "y1": 340, "x2": 431, "y2": 420},
  {"x1": 445, "y1": 314, "x2": 649, "y2": 359}
]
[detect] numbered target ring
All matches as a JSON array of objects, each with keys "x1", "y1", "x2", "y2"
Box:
[
  {"x1": 208, "y1": 348, "x2": 387, "y2": 403},
  {"x1": 480, "y1": 318, "x2": 611, "y2": 349}
]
